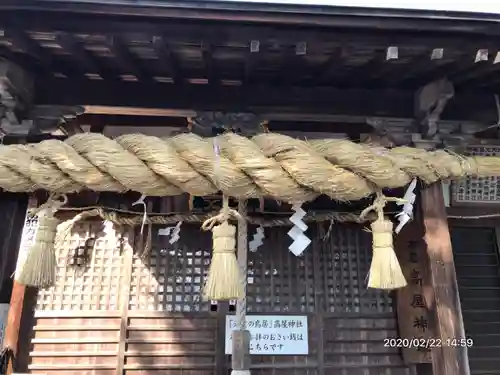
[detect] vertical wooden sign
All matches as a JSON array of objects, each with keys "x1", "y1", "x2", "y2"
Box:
[{"x1": 395, "y1": 222, "x2": 432, "y2": 363}]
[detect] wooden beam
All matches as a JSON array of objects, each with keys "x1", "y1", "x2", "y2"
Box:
[
  {"x1": 107, "y1": 36, "x2": 153, "y2": 82},
  {"x1": 201, "y1": 41, "x2": 217, "y2": 86},
  {"x1": 1, "y1": 8, "x2": 499, "y2": 52},
  {"x1": 4, "y1": 1, "x2": 500, "y2": 38},
  {"x1": 33, "y1": 76, "x2": 499, "y2": 122},
  {"x1": 337, "y1": 50, "x2": 387, "y2": 87},
  {"x1": 55, "y1": 32, "x2": 118, "y2": 80},
  {"x1": 382, "y1": 49, "x2": 449, "y2": 86},
  {"x1": 419, "y1": 182, "x2": 470, "y2": 375},
  {"x1": 313, "y1": 47, "x2": 345, "y2": 83},
  {"x1": 278, "y1": 44, "x2": 308, "y2": 86},
  {"x1": 243, "y1": 40, "x2": 261, "y2": 86},
  {"x1": 77, "y1": 113, "x2": 188, "y2": 128},
  {"x1": 452, "y1": 60, "x2": 500, "y2": 87},
  {"x1": 402, "y1": 48, "x2": 481, "y2": 87},
  {"x1": 152, "y1": 36, "x2": 182, "y2": 85},
  {"x1": 35, "y1": 77, "x2": 415, "y2": 116},
  {"x1": 3, "y1": 29, "x2": 77, "y2": 79}
]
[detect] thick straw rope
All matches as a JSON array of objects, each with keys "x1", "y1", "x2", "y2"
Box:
[{"x1": 0, "y1": 132, "x2": 491, "y2": 202}]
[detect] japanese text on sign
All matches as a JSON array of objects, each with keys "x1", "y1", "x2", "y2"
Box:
[
  {"x1": 14, "y1": 214, "x2": 38, "y2": 280},
  {"x1": 225, "y1": 315, "x2": 308, "y2": 355},
  {"x1": 396, "y1": 238, "x2": 432, "y2": 363}
]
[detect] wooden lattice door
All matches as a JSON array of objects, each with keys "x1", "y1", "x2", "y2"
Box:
[
  {"x1": 126, "y1": 225, "x2": 218, "y2": 375},
  {"x1": 28, "y1": 219, "x2": 415, "y2": 375},
  {"x1": 30, "y1": 220, "x2": 134, "y2": 375},
  {"x1": 243, "y1": 224, "x2": 413, "y2": 375}
]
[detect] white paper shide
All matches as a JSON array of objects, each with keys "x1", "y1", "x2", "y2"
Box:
[{"x1": 287, "y1": 204, "x2": 311, "y2": 256}]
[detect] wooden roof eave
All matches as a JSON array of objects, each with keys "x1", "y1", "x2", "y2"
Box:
[{"x1": 3, "y1": 0, "x2": 500, "y2": 34}]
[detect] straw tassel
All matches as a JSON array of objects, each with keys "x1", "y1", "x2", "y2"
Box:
[
  {"x1": 15, "y1": 194, "x2": 68, "y2": 288},
  {"x1": 359, "y1": 192, "x2": 407, "y2": 290},
  {"x1": 201, "y1": 195, "x2": 244, "y2": 300}
]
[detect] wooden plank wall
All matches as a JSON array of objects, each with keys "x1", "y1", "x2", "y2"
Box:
[
  {"x1": 125, "y1": 313, "x2": 217, "y2": 374},
  {"x1": 451, "y1": 226, "x2": 500, "y2": 375},
  {"x1": 24, "y1": 208, "x2": 416, "y2": 375},
  {"x1": 30, "y1": 312, "x2": 121, "y2": 375}
]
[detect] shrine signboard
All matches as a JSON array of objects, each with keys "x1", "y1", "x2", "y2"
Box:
[
  {"x1": 396, "y1": 223, "x2": 433, "y2": 363},
  {"x1": 225, "y1": 315, "x2": 309, "y2": 355},
  {"x1": 14, "y1": 202, "x2": 39, "y2": 281}
]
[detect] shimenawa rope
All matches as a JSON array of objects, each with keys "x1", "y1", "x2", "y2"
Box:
[
  {"x1": 0, "y1": 132, "x2": 494, "y2": 202},
  {"x1": 11, "y1": 131, "x2": 487, "y2": 291}
]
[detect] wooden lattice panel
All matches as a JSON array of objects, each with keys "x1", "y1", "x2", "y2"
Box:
[
  {"x1": 129, "y1": 224, "x2": 213, "y2": 312},
  {"x1": 246, "y1": 224, "x2": 392, "y2": 314},
  {"x1": 452, "y1": 145, "x2": 500, "y2": 204},
  {"x1": 247, "y1": 226, "x2": 317, "y2": 313},
  {"x1": 321, "y1": 224, "x2": 393, "y2": 313},
  {"x1": 37, "y1": 221, "x2": 132, "y2": 311}
]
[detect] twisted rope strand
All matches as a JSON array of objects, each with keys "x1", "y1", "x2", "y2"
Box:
[
  {"x1": 1, "y1": 132, "x2": 496, "y2": 202},
  {"x1": 55, "y1": 206, "x2": 383, "y2": 227}
]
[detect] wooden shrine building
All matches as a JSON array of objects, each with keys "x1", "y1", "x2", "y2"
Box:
[{"x1": 1, "y1": 1, "x2": 500, "y2": 375}]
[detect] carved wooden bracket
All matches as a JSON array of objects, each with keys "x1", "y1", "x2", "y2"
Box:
[
  {"x1": 191, "y1": 111, "x2": 265, "y2": 136},
  {"x1": 414, "y1": 79, "x2": 455, "y2": 139}
]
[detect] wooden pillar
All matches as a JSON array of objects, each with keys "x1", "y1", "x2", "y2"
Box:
[
  {"x1": 0, "y1": 194, "x2": 30, "y2": 375},
  {"x1": 0, "y1": 60, "x2": 35, "y2": 374},
  {"x1": 395, "y1": 220, "x2": 432, "y2": 364},
  {"x1": 419, "y1": 182, "x2": 470, "y2": 375},
  {"x1": 232, "y1": 200, "x2": 251, "y2": 375},
  {"x1": 3, "y1": 283, "x2": 26, "y2": 374}
]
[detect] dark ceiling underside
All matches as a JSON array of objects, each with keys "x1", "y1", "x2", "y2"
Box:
[
  {"x1": 0, "y1": 9, "x2": 499, "y2": 124},
  {"x1": 0, "y1": 11, "x2": 498, "y2": 89}
]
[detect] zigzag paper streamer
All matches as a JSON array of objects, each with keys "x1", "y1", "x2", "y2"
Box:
[
  {"x1": 169, "y1": 221, "x2": 182, "y2": 244},
  {"x1": 395, "y1": 178, "x2": 417, "y2": 234},
  {"x1": 287, "y1": 204, "x2": 311, "y2": 256},
  {"x1": 249, "y1": 226, "x2": 265, "y2": 252},
  {"x1": 158, "y1": 221, "x2": 183, "y2": 244}
]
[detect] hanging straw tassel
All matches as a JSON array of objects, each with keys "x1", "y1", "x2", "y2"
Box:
[
  {"x1": 201, "y1": 195, "x2": 244, "y2": 300},
  {"x1": 359, "y1": 192, "x2": 407, "y2": 290},
  {"x1": 15, "y1": 194, "x2": 68, "y2": 288}
]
